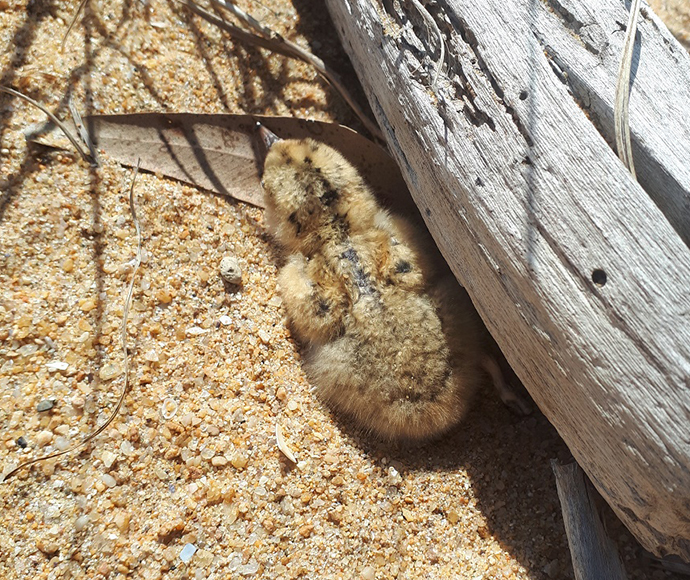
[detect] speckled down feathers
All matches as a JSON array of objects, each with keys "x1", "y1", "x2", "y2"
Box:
[{"x1": 262, "y1": 138, "x2": 490, "y2": 440}]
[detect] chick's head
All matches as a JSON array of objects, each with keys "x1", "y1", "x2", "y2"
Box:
[{"x1": 262, "y1": 138, "x2": 379, "y2": 252}]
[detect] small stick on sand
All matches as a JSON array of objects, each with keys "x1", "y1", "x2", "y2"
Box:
[
  {"x1": 2, "y1": 161, "x2": 143, "y2": 482},
  {"x1": 180, "y1": 0, "x2": 383, "y2": 141}
]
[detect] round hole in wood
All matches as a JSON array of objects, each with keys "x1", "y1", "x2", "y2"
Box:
[{"x1": 591, "y1": 269, "x2": 607, "y2": 287}]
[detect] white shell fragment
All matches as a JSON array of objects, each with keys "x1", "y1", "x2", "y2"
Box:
[
  {"x1": 46, "y1": 361, "x2": 69, "y2": 372},
  {"x1": 161, "y1": 397, "x2": 178, "y2": 420},
  {"x1": 185, "y1": 326, "x2": 208, "y2": 337},
  {"x1": 275, "y1": 423, "x2": 298, "y2": 465},
  {"x1": 220, "y1": 255, "x2": 242, "y2": 285}
]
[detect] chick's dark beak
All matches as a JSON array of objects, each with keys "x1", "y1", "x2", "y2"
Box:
[{"x1": 256, "y1": 122, "x2": 281, "y2": 166}]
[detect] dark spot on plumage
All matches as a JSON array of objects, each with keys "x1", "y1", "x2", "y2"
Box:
[
  {"x1": 309, "y1": 141, "x2": 319, "y2": 152},
  {"x1": 403, "y1": 387, "x2": 423, "y2": 403},
  {"x1": 340, "y1": 247, "x2": 376, "y2": 298},
  {"x1": 303, "y1": 155, "x2": 313, "y2": 164},
  {"x1": 395, "y1": 260, "x2": 412, "y2": 274},
  {"x1": 317, "y1": 299, "x2": 330, "y2": 316},
  {"x1": 321, "y1": 188, "x2": 339, "y2": 206},
  {"x1": 341, "y1": 247, "x2": 358, "y2": 264},
  {"x1": 288, "y1": 212, "x2": 302, "y2": 234},
  {"x1": 280, "y1": 150, "x2": 292, "y2": 164},
  {"x1": 441, "y1": 366, "x2": 451, "y2": 385}
]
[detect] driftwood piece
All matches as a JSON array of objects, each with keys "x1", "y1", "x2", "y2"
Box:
[
  {"x1": 553, "y1": 461, "x2": 628, "y2": 580},
  {"x1": 325, "y1": 0, "x2": 690, "y2": 560}
]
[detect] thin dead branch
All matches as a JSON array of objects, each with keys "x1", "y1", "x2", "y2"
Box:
[
  {"x1": 0, "y1": 86, "x2": 94, "y2": 164},
  {"x1": 62, "y1": 0, "x2": 89, "y2": 51},
  {"x1": 179, "y1": 0, "x2": 384, "y2": 141},
  {"x1": 614, "y1": 0, "x2": 641, "y2": 180},
  {"x1": 2, "y1": 161, "x2": 143, "y2": 482}
]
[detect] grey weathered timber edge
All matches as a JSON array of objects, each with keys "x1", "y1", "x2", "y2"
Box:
[
  {"x1": 553, "y1": 461, "x2": 628, "y2": 580},
  {"x1": 325, "y1": 0, "x2": 690, "y2": 560}
]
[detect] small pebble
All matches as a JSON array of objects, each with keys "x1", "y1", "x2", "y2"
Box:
[
  {"x1": 15, "y1": 436, "x2": 27, "y2": 448},
  {"x1": 543, "y1": 559, "x2": 560, "y2": 578},
  {"x1": 143, "y1": 349, "x2": 160, "y2": 362},
  {"x1": 101, "y1": 473, "x2": 117, "y2": 488},
  {"x1": 35, "y1": 430, "x2": 54, "y2": 447},
  {"x1": 211, "y1": 455, "x2": 228, "y2": 467},
  {"x1": 231, "y1": 453, "x2": 248, "y2": 470},
  {"x1": 195, "y1": 549, "x2": 214, "y2": 567},
  {"x1": 101, "y1": 450, "x2": 118, "y2": 469},
  {"x1": 238, "y1": 559, "x2": 260, "y2": 576},
  {"x1": 80, "y1": 298, "x2": 97, "y2": 312},
  {"x1": 361, "y1": 566, "x2": 376, "y2": 580},
  {"x1": 220, "y1": 256, "x2": 242, "y2": 285},
  {"x1": 156, "y1": 288, "x2": 173, "y2": 304},
  {"x1": 114, "y1": 511, "x2": 131, "y2": 533},
  {"x1": 36, "y1": 540, "x2": 59, "y2": 555},
  {"x1": 179, "y1": 543, "x2": 197, "y2": 563},
  {"x1": 74, "y1": 514, "x2": 90, "y2": 532},
  {"x1": 219, "y1": 315, "x2": 232, "y2": 326},
  {"x1": 36, "y1": 399, "x2": 56, "y2": 412},
  {"x1": 18, "y1": 343, "x2": 38, "y2": 356},
  {"x1": 99, "y1": 363, "x2": 123, "y2": 381}
]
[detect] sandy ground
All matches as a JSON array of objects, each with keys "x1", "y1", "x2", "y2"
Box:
[{"x1": 0, "y1": 1, "x2": 688, "y2": 579}]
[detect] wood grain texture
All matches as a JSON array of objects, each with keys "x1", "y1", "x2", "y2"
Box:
[
  {"x1": 325, "y1": 0, "x2": 690, "y2": 559},
  {"x1": 553, "y1": 461, "x2": 628, "y2": 580}
]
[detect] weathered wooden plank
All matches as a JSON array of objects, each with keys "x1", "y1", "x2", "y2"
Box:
[
  {"x1": 529, "y1": 0, "x2": 690, "y2": 245},
  {"x1": 553, "y1": 461, "x2": 628, "y2": 580},
  {"x1": 325, "y1": 0, "x2": 690, "y2": 560}
]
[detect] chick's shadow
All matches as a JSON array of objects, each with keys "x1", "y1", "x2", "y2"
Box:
[{"x1": 331, "y1": 384, "x2": 573, "y2": 578}]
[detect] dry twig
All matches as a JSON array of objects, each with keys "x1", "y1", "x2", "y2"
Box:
[
  {"x1": 62, "y1": 0, "x2": 89, "y2": 51},
  {"x1": 180, "y1": 0, "x2": 383, "y2": 141},
  {"x1": 614, "y1": 0, "x2": 641, "y2": 180},
  {"x1": 0, "y1": 86, "x2": 94, "y2": 164},
  {"x1": 2, "y1": 162, "x2": 143, "y2": 482}
]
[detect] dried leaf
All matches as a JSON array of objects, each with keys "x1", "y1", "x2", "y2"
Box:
[{"x1": 28, "y1": 114, "x2": 410, "y2": 210}]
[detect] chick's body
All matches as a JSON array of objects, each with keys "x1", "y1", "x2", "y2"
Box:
[{"x1": 262, "y1": 138, "x2": 489, "y2": 440}]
